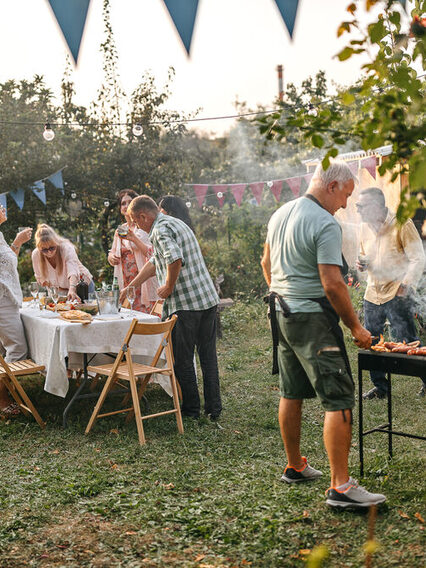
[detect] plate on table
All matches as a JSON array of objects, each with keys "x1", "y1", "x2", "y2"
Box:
[
  {"x1": 38, "y1": 310, "x2": 59, "y2": 319},
  {"x1": 93, "y1": 313, "x2": 126, "y2": 321}
]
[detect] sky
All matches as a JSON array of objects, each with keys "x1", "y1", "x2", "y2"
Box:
[{"x1": 0, "y1": 0, "x2": 411, "y2": 136}]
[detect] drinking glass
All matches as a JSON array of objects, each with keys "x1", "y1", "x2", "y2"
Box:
[
  {"x1": 38, "y1": 288, "x2": 46, "y2": 310},
  {"x1": 29, "y1": 282, "x2": 39, "y2": 308},
  {"x1": 49, "y1": 286, "x2": 59, "y2": 311},
  {"x1": 126, "y1": 286, "x2": 136, "y2": 315},
  {"x1": 117, "y1": 224, "x2": 129, "y2": 238}
]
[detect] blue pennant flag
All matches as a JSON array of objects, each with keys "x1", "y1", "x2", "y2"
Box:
[
  {"x1": 163, "y1": 0, "x2": 199, "y2": 54},
  {"x1": 0, "y1": 193, "x2": 7, "y2": 215},
  {"x1": 273, "y1": 0, "x2": 299, "y2": 39},
  {"x1": 10, "y1": 188, "x2": 25, "y2": 210},
  {"x1": 398, "y1": 0, "x2": 406, "y2": 8},
  {"x1": 31, "y1": 180, "x2": 47, "y2": 205},
  {"x1": 48, "y1": 169, "x2": 64, "y2": 195},
  {"x1": 47, "y1": 0, "x2": 91, "y2": 64}
]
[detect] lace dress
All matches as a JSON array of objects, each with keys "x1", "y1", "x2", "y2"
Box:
[{"x1": 0, "y1": 231, "x2": 22, "y2": 306}]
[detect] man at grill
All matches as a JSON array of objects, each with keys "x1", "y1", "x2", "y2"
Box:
[
  {"x1": 119, "y1": 195, "x2": 222, "y2": 421},
  {"x1": 356, "y1": 187, "x2": 426, "y2": 399},
  {"x1": 261, "y1": 160, "x2": 386, "y2": 509}
]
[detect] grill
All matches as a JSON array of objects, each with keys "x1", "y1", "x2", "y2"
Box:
[{"x1": 358, "y1": 350, "x2": 426, "y2": 475}]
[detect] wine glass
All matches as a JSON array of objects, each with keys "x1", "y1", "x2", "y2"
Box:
[
  {"x1": 49, "y1": 286, "x2": 59, "y2": 312},
  {"x1": 38, "y1": 288, "x2": 46, "y2": 310},
  {"x1": 126, "y1": 286, "x2": 136, "y2": 315},
  {"x1": 29, "y1": 282, "x2": 39, "y2": 308}
]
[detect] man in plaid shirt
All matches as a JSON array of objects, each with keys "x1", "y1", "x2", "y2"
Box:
[{"x1": 121, "y1": 195, "x2": 222, "y2": 420}]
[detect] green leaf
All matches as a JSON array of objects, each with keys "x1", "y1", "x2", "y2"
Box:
[
  {"x1": 337, "y1": 47, "x2": 355, "y2": 61},
  {"x1": 368, "y1": 20, "x2": 387, "y2": 44},
  {"x1": 312, "y1": 134, "x2": 324, "y2": 148},
  {"x1": 341, "y1": 91, "x2": 355, "y2": 105}
]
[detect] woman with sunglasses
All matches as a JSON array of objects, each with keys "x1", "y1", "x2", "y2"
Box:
[
  {"x1": 108, "y1": 189, "x2": 159, "y2": 313},
  {"x1": 0, "y1": 204, "x2": 32, "y2": 417},
  {"x1": 32, "y1": 224, "x2": 93, "y2": 302}
]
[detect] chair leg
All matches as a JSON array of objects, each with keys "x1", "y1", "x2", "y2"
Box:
[
  {"x1": 129, "y1": 375, "x2": 146, "y2": 445},
  {"x1": 170, "y1": 372, "x2": 184, "y2": 434},
  {"x1": 85, "y1": 373, "x2": 117, "y2": 435},
  {"x1": 125, "y1": 374, "x2": 151, "y2": 424},
  {"x1": 3, "y1": 374, "x2": 45, "y2": 428}
]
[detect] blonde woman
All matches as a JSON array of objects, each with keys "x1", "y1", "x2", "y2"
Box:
[{"x1": 32, "y1": 224, "x2": 93, "y2": 302}]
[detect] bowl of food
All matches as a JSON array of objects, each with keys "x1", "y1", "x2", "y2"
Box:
[{"x1": 75, "y1": 301, "x2": 99, "y2": 315}]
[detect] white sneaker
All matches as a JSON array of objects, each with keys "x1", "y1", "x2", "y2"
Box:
[
  {"x1": 326, "y1": 477, "x2": 386, "y2": 509},
  {"x1": 281, "y1": 456, "x2": 323, "y2": 483}
]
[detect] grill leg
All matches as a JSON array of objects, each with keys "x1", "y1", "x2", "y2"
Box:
[
  {"x1": 387, "y1": 372, "x2": 393, "y2": 459},
  {"x1": 359, "y1": 366, "x2": 364, "y2": 477}
]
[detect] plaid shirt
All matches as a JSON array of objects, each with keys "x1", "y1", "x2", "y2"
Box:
[{"x1": 149, "y1": 213, "x2": 219, "y2": 318}]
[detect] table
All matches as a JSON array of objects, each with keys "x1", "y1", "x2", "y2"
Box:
[
  {"x1": 20, "y1": 307, "x2": 169, "y2": 424},
  {"x1": 358, "y1": 350, "x2": 426, "y2": 476}
]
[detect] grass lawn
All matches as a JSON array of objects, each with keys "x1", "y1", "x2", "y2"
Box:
[{"x1": 0, "y1": 301, "x2": 425, "y2": 567}]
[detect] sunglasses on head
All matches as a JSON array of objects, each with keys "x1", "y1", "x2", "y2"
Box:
[{"x1": 41, "y1": 246, "x2": 57, "y2": 254}]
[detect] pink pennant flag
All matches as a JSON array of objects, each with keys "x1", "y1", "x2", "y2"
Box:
[
  {"x1": 303, "y1": 173, "x2": 313, "y2": 188},
  {"x1": 285, "y1": 176, "x2": 302, "y2": 197},
  {"x1": 348, "y1": 161, "x2": 359, "y2": 176},
  {"x1": 193, "y1": 185, "x2": 209, "y2": 208},
  {"x1": 213, "y1": 184, "x2": 228, "y2": 208},
  {"x1": 362, "y1": 156, "x2": 377, "y2": 179},
  {"x1": 269, "y1": 180, "x2": 283, "y2": 202},
  {"x1": 250, "y1": 182, "x2": 264, "y2": 205},
  {"x1": 230, "y1": 184, "x2": 246, "y2": 206}
]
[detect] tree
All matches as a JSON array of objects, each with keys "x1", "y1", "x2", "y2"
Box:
[{"x1": 258, "y1": 0, "x2": 426, "y2": 223}]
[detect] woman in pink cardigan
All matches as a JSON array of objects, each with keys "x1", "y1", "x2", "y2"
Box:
[
  {"x1": 32, "y1": 224, "x2": 93, "y2": 301},
  {"x1": 108, "y1": 189, "x2": 159, "y2": 313}
]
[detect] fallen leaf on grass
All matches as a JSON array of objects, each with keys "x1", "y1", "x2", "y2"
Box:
[
  {"x1": 398, "y1": 510, "x2": 409, "y2": 519},
  {"x1": 233, "y1": 430, "x2": 241, "y2": 434},
  {"x1": 94, "y1": 448, "x2": 101, "y2": 453},
  {"x1": 163, "y1": 483, "x2": 175, "y2": 490},
  {"x1": 194, "y1": 554, "x2": 205, "y2": 562},
  {"x1": 50, "y1": 449, "x2": 60, "y2": 454},
  {"x1": 56, "y1": 544, "x2": 69, "y2": 549},
  {"x1": 33, "y1": 466, "x2": 40, "y2": 471},
  {"x1": 303, "y1": 510, "x2": 310, "y2": 518},
  {"x1": 109, "y1": 428, "x2": 119, "y2": 435},
  {"x1": 299, "y1": 549, "x2": 311, "y2": 555},
  {"x1": 414, "y1": 512, "x2": 425, "y2": 524},
  {"x1": 84, "y1": 550, "x2": 95, "y2": 555},
  {"x1": 125, "y1": 531, "x2": 137, "y2": 535}
]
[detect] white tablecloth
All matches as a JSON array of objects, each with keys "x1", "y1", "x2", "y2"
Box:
[{"x1": 20, "y1": 307, "x2": 168, "y2": 398}]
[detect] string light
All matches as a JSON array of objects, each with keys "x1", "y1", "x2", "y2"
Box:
[
  {"x1": 104, "y1": 200, "x2": 110, "y2": 207},
  {"x1": 43, "y1": 123, "x2": 55, "y2": 141},
  {"x1": 217, "y1": 191, "x2": 223, "y2": 198},
  {"x1": 185, "y1": 202, "x2": 191, "y2": 208},
  {"x1": 266, "y1": 181, "x2": 274, "y2": 188},
  {"x1": 71, "y1": 192, "x2": 77, "y2": 199},
  {"x1": 132, "y1": 124, "x2": 143, "y2": 136}
]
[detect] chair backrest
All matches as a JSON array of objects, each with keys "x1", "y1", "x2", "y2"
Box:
[{"x1": 150, "y1": 300, "x2": 164, "y2": 318}]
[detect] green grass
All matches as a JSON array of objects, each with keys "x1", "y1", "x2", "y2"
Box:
[{"x1": 1, "y1": 301, "x2": 425, "y2": 567}]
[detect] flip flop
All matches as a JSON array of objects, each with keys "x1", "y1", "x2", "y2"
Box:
[{"x1": 0, "y1": 403, "x2": 21, "y2": 418}]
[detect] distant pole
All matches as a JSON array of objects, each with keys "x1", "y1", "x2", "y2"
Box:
[{"x1": 277, "y1": 65, "x2": 284, "y2": 101}]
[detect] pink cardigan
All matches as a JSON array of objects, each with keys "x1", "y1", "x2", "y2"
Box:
[
  {"x1": 110, "y1": 227, "x2": 159, "y2": 306},
  {"x1": 32, "y1": 241, "x2": 92, "y2": 290}
]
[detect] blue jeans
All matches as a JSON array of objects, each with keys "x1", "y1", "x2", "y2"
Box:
[
  {"x1": 364, "y1": 297, "x2": 426, "y2": 393},
  {"x1": 171, "y1": 306, "x2": 222, "y2": 418}
]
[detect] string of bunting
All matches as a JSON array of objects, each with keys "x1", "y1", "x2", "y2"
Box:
[
  {"x1": 185, "y1": 156, "x2": 377, "y2": 208},
  {"x1": 0, "y1": 168, "x2": 65, "y2": 214}
]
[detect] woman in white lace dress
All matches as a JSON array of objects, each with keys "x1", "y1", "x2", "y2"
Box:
[{"x1": 0, "y1": 204, "x2": 32, "y2": 415}]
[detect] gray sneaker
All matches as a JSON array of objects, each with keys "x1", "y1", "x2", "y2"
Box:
[
  {"x1": 281, "y1": 456, "x2": 323, "y2": 483},
  {"x1": 326, "y1": 477, "x2": 386, "y2": 509}
]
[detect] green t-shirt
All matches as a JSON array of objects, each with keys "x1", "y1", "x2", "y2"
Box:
[{"x1": 266, "y1": 196, "x2": 343, "y2": 313}]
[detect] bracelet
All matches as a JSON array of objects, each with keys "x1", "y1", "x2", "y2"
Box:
[{"x1": 10, "y1": 243, "x2": 19, "y2": 252}]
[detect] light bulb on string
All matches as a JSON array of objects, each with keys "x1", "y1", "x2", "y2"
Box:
[
  {"x1": 186, "y1": 202, "x2": 191, "y2": 208},
  {"x1": 267, "y1": 181, "x2": 273, "y2": 188},
  {"x1": 132, "y1": 124, "x2": 143, "y2": 137},
  {"x1": 104, "y1": 200, "x2": 110, "y2": 207},
  {"x1": 71, "y1": 192, "x2": 77, "y2": 199},
  {"x1": 217, "y1": 192, "x2": 223, "y2": 198},
  {"x1": 43, "y1": 123, "x2": 55, "y2": 141}
]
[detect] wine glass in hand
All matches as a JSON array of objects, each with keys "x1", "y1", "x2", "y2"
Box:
[
  {"x1": 29, "y1": 282, "x2": 39, "y2": 308},
  {"x1": 49, "y1": 286, "x2": 59, "y2": 312},
  {"x1": 126, "y1": 286, "x2": 136, "y2": 315}
]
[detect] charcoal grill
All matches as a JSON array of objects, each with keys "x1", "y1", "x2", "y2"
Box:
[{"x1": 358, "y1": 350, "x2": 426, "y2": 475}]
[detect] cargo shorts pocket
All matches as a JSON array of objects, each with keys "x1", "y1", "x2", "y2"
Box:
[{"x1": 315, "y1": 351, "x2": 354, "y2": 403}]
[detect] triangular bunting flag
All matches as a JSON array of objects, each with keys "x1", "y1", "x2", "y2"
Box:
[
  {"x1": 10, "y1": 188, "x2": 25, "y2": 210},
  {"x1": 285, "y1": 176, "x2": 302, "y2": 197},
  {"x1": 362, "y1": 156, "x2": 377, "y2": 179},
  {"x1": 348, "y1": 161, "x2": 359, "y2": 176},
  {"x1": 303, "y1": 173, "x2": 314, "y2": 187},
  {"x1": 398, "y1": 0, "x2": 406, "y2": 9},
  {"x1": 273, "y1": 0, "x2": 299, "y2": 38},
  {"x1": 163, "y1": 0, "x2": 199, "y2": 54},
  {"x1": 31, "y1": 180, "x2": 47, "y2": 205},
  {"x1": 193, "y1": 184, "x2": 209, "y2": 208},
  {"x1": 0, "y1": 193, "x2": 7, "y2": 215},
  {"x1": 47, "y1": 0, "x2": 91, "y2": 64},
  {"x1": 230, "y1": 184, "x2": 246, "y2": 206},
  {"x1": 48, "y1": 169, "x2": 65, "y2": 195},
  {"x1": 269, "y1": 180, "x2": 283, "y2": 202},
  {"x1": 249, "y1": 182, "x2": 264, "y2": 205},
  {"x1": 213, "y1": 185, "x2": 228, "y2": 208}
]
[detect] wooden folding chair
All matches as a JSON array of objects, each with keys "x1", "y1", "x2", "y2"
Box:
[
  {"x1": 150, "y1": 300, "x2": 164, "y2": 318},
  {"x1": 0, "y1": 355, "x2": 46, "y2": 428},
  {"x1": 84, "y1": 315, "x2": 183, "y2": 445}
]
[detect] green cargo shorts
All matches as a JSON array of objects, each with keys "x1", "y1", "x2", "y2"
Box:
[{"x1": 276, "y1": 311, "x2": 354, "y2": 411}]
